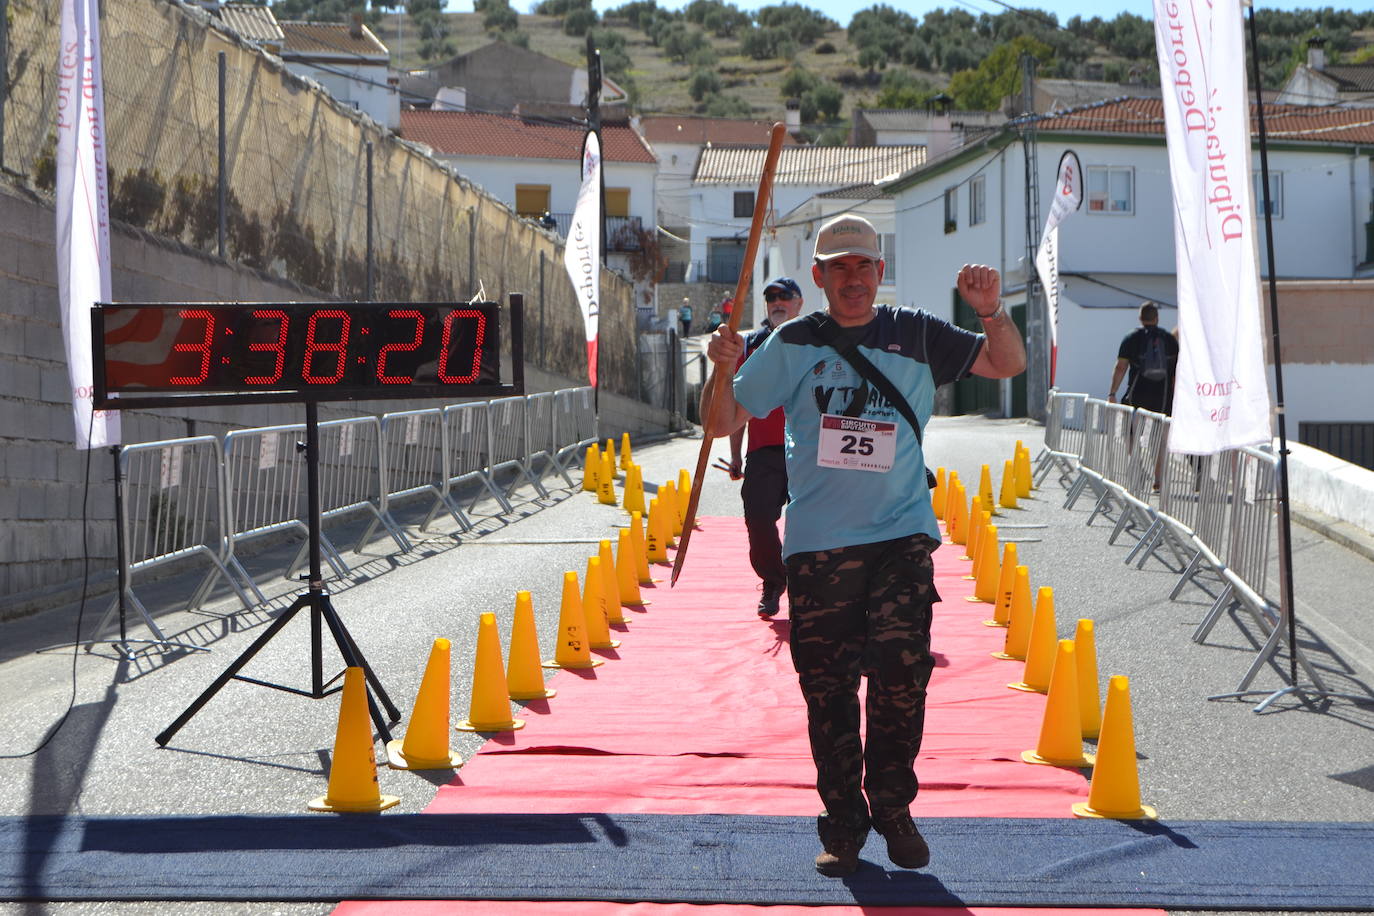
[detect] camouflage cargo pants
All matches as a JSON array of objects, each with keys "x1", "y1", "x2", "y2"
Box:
[{"x1": 786, "y1": 532, "x2": 941, "y2": 829}]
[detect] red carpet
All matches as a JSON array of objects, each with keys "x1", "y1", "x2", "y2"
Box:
[{"x1": 336, "y1": 516, "x2": 1162, "y2": 915}]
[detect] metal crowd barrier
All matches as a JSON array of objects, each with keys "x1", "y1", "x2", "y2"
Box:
[
  {"x1": 1034, "y1": 391, "x2": 1088, "y2": 488},
  {"x1": 94, "y1": 437, "x2": 261, "y2": 645},
  {"x1": 108, "y1": 388, "x2": 599, "y2": 633}
]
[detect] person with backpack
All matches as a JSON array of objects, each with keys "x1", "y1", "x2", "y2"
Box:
[{"x1": 1108, "y1": 301, "x2": 1179, "y2": 414}]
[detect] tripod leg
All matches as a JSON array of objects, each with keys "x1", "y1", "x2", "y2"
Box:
[
  {"x1": 156, "y1": 596, "x2": 305, "y2": 746},
  {"x1": 319, "y1": 598, "x2": 400, "y2": 740}
]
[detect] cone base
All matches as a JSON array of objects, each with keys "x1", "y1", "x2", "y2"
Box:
[
  {"x1": 982, "y1": 619, "x2": 1009, "y2": 628},
  {"x1": 1008, "y1": 681, "x2": 1048, "y2": 693},
  {"x1": 965, "y1": 595, "x2": 994, "y2": 603},
  {"x1": 962, "y1": 571, "x2": 976, "y2": 578},
  {"x1": 590, "y1": 639, "x2": 622, "y2": 649},
  {"x1": 623, "y1": 599, "x2": 651, "y2": 608},
  {"x1": 456, "y1": 718, "x2": 526, "y2": 733},
  {"x1": 991, "y1": 651, "x2": 1025, "y2": 661},
  {"x1": 1082, "y1": 727, "x2": 1100, "y2": 740},
  {"x1": 308, "y1": 794, "x2": 401, "y2": 813},
  {"x1": 607, "y1": 615, "x2": 629, "y2": 626},
  {"x1": 1021, "y1": 749, "x2": 1095, "y2": 768},
  {"x1": 509, "y1": 686, "x2": 557, "y2": 700},
  {"x1": 1072, "y1": 802, "x2": 1157, "y2": 820},
  {"x1": 542, "y1": 657, "x2": 604, "y2": 669},
  {"x1": 384, "y1": 739, "x2": 462, "y2": 771}
]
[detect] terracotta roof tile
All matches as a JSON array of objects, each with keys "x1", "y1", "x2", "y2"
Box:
[
  {"x1": 1036, "y1": 96, "x2": 1374, "y2": 144},
  {"x1": 639, "y1": 116, "x2": 800, "y2": 146},
  {"x1": 398, "y1": 109, "x2": 656, "y2": 164},
  {"x1": 279, "y1": 21, "x2": 388, "y2": 58},
  {"x1": 1322, "y1": 64, "x2": 1374, "y2": 93},
  {"x1": 694, "y1": 145, "x2": 925, "y2": 186}
]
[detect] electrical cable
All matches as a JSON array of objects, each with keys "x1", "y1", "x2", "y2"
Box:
[{"x1": 0, "y1": 411, "x2": 96, "y2": 760}]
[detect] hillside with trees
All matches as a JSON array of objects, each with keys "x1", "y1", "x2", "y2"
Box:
[{"x1": 275, "y1": 2, "x2": 1374, "y2": 144}]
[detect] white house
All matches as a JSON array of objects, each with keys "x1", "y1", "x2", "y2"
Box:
[
  {"x1": 867, "y1": 96, "x2": 1374, "y2": 428},
  {"x1": 690, "y1": 144, "x2": 925, "y2": 328},
  {"x1": 399, "y1": 109, "x2": 659, "y2": 306},
  {"x1": 276, "y1": 19, "x2": 399, "y2": 130},
  {"x1": 1277, "y1": 38, "x2": 1374, "y2": 109}
]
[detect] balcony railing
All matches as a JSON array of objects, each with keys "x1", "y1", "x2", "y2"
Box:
[{"x1": 536, "y1": 213, "x2": 644, "y2": 252}]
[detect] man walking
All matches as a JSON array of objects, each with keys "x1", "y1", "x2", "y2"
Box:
[
  {"x1": 1108, "y1": 301, "x2": 1178, "y2": 414},
  {"x1": 701, "y1": 215, "x2": 1025, "y2": 876},
  {"x1": 728, "y1": 277, "x2": 804, "y2": 619}
]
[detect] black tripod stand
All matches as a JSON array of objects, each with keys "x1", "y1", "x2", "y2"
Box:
[{"x1": 156, "y1": 402, "x2": 399, "y2": 747}]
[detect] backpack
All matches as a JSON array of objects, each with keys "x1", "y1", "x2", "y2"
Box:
[{"x1": 1138, "y1": 329, "x2": 1168, "y2": 382}]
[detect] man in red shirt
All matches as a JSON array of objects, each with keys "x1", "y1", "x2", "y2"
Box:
[{"x1": 729, "y1": 276, "x2": 805, "y2": 618}]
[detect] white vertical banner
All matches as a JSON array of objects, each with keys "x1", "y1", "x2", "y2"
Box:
[
  {"x1": 563, "y1": 131, "x2": 602, "y2": 387},
  {"x1": 1153, "y1": 0, "x2": 1271, "y2": 454},
  {"x1": 56, "y1": 0, "x2": 120, "y2": 450},
  {"x1": 1033, "y1": 150, "x2": 1083, "y2": 385}
]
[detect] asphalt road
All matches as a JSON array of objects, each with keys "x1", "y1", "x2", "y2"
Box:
[{"x1": 1, "y1": 415, "x2": 1371, "y2": 916}]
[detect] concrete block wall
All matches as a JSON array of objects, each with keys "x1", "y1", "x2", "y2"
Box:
[{"x1": 0, "y1": 180, "x2": 671, "y2": 616}]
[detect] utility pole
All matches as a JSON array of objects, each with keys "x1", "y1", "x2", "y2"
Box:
[
  {"x1": 1020, "y1": 53, "x2": 1048, "y2": 421},
  {"x1": 585, "y1": 33, "x2": 605, "y2": 264}
]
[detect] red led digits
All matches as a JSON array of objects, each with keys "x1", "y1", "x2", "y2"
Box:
[
  {"x1": 437, "y1": 309, "x2": 487, "y2": 384},
  {"x1": 376, "y1": 309, "x2": 424, "y2": 384},
  {"x1": 169, "y1": 309, "x2": 216, "y2": 385},
  {"x1": 302, "y1": 309, "x2": 351, "y2": 384},
  {"x1": 244, "y1": 309, "x2": 288, "y2": 385}
]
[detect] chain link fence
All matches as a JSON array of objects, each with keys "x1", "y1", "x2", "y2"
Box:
[{"x1": 1, "y1": 0, "x2": 636, "y2": 395}]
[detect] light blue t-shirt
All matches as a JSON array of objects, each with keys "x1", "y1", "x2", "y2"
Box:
[{"x1": 732, "y1": 305, "x2": 983, "y2": 558}]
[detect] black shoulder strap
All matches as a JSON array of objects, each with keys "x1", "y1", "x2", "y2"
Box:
[{"x1": 807, "y1": 313, "x2": 923, "y2": 447}]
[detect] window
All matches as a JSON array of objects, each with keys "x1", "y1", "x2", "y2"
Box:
[
  {"x1": 1252, "y1": 171, "x2": 1283, "y2": 218},
  {"x1": 605, "y1": 188, "x2": 630, "y2": 218},
  {"x1": 515, "y1": 184, "x2": 550, "y2": 218},
  {"x1": 943, "y1": 187, "x2": 958, "y2": 233},
  {"x1": 1086, "y1": 166, "x2": 1133, "y2": 214},
  {"x1": 880, "y1": 233, "x2": 897, "y2": 282},
  {"x1": 969, "y1": 175, "x2": 987, "y2": 226},
  {"x1": 733, "y1": 191, "x2": 755, "y2": 218}
]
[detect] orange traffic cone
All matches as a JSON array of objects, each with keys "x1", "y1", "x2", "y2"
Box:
[
  {"x1": 1009, "y1": 586, "x2": 1057, "y2": 692},
  {"x1": 943, "y1": 472, "x2": 960, "y2": 541},
  {"x1": 620, "y1": 432, "x2": 633, "y2": 471},
  {"x1": 1015, "y1": 440, "x2": 1033, "y2": 497},
  {"x1": 582, "y1": 443, "x2": 600, "y2": 492},
  {"x1": 1074, "y1": 618, "x2": 1102, "y2": 739},
  {"x1": 646, "y1": 498, "x2": 669, "y2": 563},
  {"x1": 983, "y1": 542, "x2": 1018, "y2": 627},
  {"x1": 978, "y1": 463, "x2": 998, "y2": 516},
  {"x1": 931, "y1": 466, "x2": 947, "y2": 520},
  {"x1": 597, "y1": 450, "x2": 618, "y2": 506},
  {"x1": 967, "y1": 524, "x2": 1000, "y2": 603},
  {"x1": 542, "y1": 571, "x2": 603, "y2": 669},
  {"x1": 1072, "y1": 676, "x2": 1158, "y2": 819},
  {"x1": 630, "y1": 511, "x2": 655, "y2": 583},
  {"x1": 1022, "y1": 639, "x2": 1093, "y2": 768},
  {"x1": 948, "y1": 480, "x2": 968, "y2": 545},
  {"x1": 507, "y1": 591, "x2": 555, "y2": 701},
  {"x1": 603, "y1": 437, "x2": 617, "y2": 472},
  {"x1": 993, "y1": 566, "x2": 1033, "y2": 661},
  {"x1": 456, "y1": 612, "x2": 524, "y2": 732},
  {"x1": 618, "y1": 528, "x2": 649, "y2": 607},
  {"x1": 582, "y1": 555, "x2": 621, "y2": 650},
  {"x1": 598, "y1": 538, "x2": 628, "y2": 625},
  {"x1": 999, "y1": 458, "x2": 1018, "y2": 510},
  {"x1": 662, "y1": 480, "x2": 683, "y2": 539},
  {"x1": 677, "y1": 469, "x2": 693, "y2": 527},
  {"x1": 386, "y1": 638, "x2": 463, "y2": 770},
  {"x1": 963, "y1": 507, "x2": 985, "y2": 567},
  {"x1": 624, "y1": 464, "x2": 646, "y2": 515},
  {"x1": 309, "y1": 667, "x2": 400, "y2": 812}
]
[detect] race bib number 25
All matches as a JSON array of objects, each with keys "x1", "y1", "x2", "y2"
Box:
[{"x1": 817, "y1": 413, "x2": 896, "y2": 473}]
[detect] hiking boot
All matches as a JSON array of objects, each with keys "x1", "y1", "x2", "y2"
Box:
[
  {"x1": 872, "y1": 807, "x2": 930, "y2": 869},
  {"x1": 756, "y1": 582, "x2": 783, "y2": 619},
  {"x1": 814, "y1": 812, "x2": 867, "y2": 877}
]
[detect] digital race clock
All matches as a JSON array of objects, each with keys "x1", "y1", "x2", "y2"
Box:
[{"x1": 92, "y1": 299, "x2": 521, "y2": 408}]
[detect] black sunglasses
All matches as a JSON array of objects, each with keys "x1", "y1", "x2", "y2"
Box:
[{"x1": 764, "y1": 291, "x2": 795, "y2": 302}]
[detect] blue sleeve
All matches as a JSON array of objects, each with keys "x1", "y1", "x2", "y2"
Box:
[
  {"x1": 733, "y1": 330, "x2": 790, "y2": 419},
  {"x1": 923, "y1": 314, "x2": 984, "y2": 386}
]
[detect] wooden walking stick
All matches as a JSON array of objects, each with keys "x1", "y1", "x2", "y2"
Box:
[{"x1": 671, "y1": 122, "x2": 786, "y2": 586}]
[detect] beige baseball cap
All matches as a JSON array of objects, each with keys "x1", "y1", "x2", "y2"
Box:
[{"x1": 813, "y1": 214, "x2": 882, "y2": 262}]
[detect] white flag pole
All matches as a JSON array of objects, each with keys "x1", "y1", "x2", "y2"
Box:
[
  {"x1": 56, "y1": 0, "x2": 120, "y2": 450},
  {"x1": 563, "y1": 131, "x2": 602, "y2": 392}
]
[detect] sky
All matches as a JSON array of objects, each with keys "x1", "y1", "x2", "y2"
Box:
[{"x1": 441, "y1": 0, "x2": 1362, "y2": 25}]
